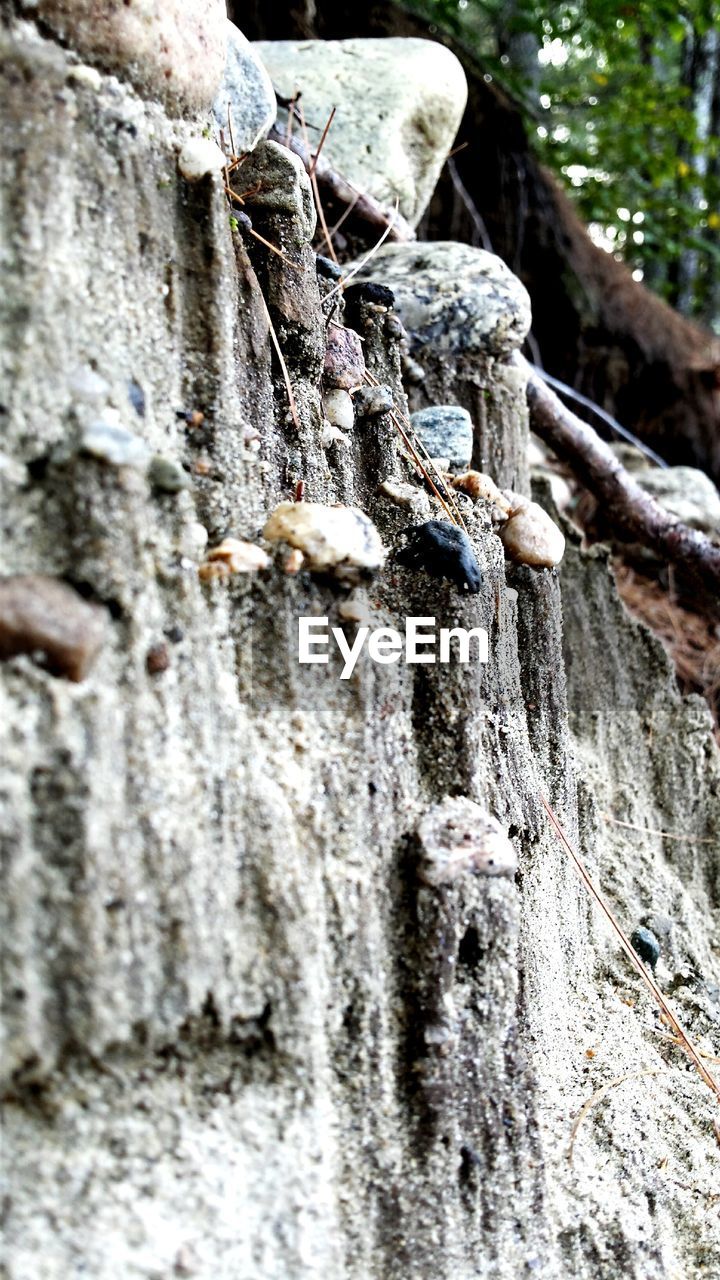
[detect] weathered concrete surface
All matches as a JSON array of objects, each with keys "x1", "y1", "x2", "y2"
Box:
[{"x1": 1, "y1": 16, "x2": 719, "y2": 1280}]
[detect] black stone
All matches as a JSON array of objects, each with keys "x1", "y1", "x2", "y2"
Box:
[
  {"x1": 315, "y1": 254, "x2": 343, "y2": 281},
  {"x1": 630, "y1": 926, "x2": 661, "y2": 970},
  {"x1": 343, "y1": 281, "x2": 395, "y2": 309},
  {"x1": 396, "y1": 521, "x2": 482, "y2": 594}
]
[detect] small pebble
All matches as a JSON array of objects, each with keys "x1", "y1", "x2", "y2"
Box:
[
  {"x1": 401, "y1": 353, "x2": 426, "y2": 384},
  {"x1": 343, "y1": 281, "x2": 395, "y2": 310},
  {"x1": 410, "y1": 405, "x2": 473, "y2": 471},
  {"x1": 396, "y1": 520, "x2": 482, "y2": 594},
  {"x1": 80, "y1": 420, "x2": 150, "y2": 468},
  {"x1": 499, "y1": 501, "x2": 565, "y2": 568},
  {"x1": 283, "y1": 548, "x2": 305, "y2": 575},
  {"x1": 323, "y1": 388, "x2": 355, "y2": 432},
  {"x1": 322, "y1": 422, "x2": 351, "y2": 449},
  {"x1": 337, "y1": 597, "x2": 375, "y2": 625},
  {"x1": 353, "y1": 385, "x2": 394, "y2": 417},
  {"x1": 199, "y1": 539, "x2": 270, "y2": 580},
  {"x1": 378, "y1": 478, "x2": 430, "y2": 515},
  {"x1": 316, "y1": 254, "x2": 343, "y2": 281},
  {"x1": 0, "y1": 574, "x2": 106, "y2": 682},
  {"x1": 146, "y1": 643, "x2": 170, "y2": 675},
  {"x1": 630, "y1": 926, "x2": 661, "y2": 970},
  {"x1": 263, "y1": 501, "x2": 384, "y2": 584},
  {"x1": 417, "y1": 797, "x2": 517, "y2": 886},
  {"x1": 452, "y1": 470, "x2": 511, "y2": 513},
  {"x1": 148, "y1": 455, "x2": 191, "y2": 494},
  {"x1": 323, "y1": 325, "x2": 365, "y2": 390},
  {"x1": 178, "y1": 137, "x2": 226, "y2": 182},
  {"x1": 69, "y1": 366, "x2": 110, "y2": 406},
  {"x1": 128, "y1": 379, "x2": 146, "y2": 417},
  {"x1": 176, "y1": 409, "x2": 205, "y2": 429}
]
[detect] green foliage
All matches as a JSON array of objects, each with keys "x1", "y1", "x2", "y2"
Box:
[{"x1": 410, "y1": 0, "x2": 720, "y2": 323}]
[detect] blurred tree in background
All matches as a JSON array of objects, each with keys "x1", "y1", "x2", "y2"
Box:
[{"x1": 409, "y1": 0, "x2": 720, "y2": 329}]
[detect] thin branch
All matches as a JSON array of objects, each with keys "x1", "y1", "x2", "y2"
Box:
[
  {"x1": 269, "y1": 126, "x2": 415, "y2": 244},
  {"x1": 517, "y1": 353, "x2": 720, "y2": 599},
  {"x1": 531, "y1": 365, "x2": 668, "y2": 468},
  {"x1": 540, "y1": 795, "x2": 720, "y2": 1106},
  {"x1": 323, "y1": 204, "x2": 400, "y2": 303}
]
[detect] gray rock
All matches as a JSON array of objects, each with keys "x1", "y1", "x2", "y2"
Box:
[
  {"x1": 353, "y1": 242, "x2": 532, "y2": 359},
  {"x1": 236, "y1": 140, "x2": 316, "y2": 246},
  {"x1": 410, "y1": 405, "x2": 473, "y2": 470},
  {"x1": 213, "y1": 21, "x2": 276, "y2": 154},
  {"x1": 632, "y1": 465, "x2": 720, "y2": 536},
  {"x1": 148, "y1": 455, "x2": 190, "y2": 494},
  {"x1": 254, "y1": 38, "x2": 467, "y2": 227},
  {"x1": 80, "y1": 420, "x2": 150, "y2": 468},
  {"x1": 353, "y1": 385, "x2": 394, "y2": 417}
]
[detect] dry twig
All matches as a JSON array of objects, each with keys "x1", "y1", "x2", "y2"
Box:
[
  {"x1": 540, "y1": 795, "x2": 720, "y2": 1106},
  {"x1": 269, "y1": 126, "x2": 415, "y2": 244},
  {"x1": 517, "y1": 353, "x2": 720, "y2": 599}
]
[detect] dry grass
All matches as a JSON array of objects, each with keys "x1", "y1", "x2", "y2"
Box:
[{"x1": 613, "y1": 561, "x2": 720, "y2": 741}]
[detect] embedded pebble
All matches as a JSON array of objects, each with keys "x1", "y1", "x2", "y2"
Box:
[
  {"x1": 148, "y1": 455, "x2": 190, "y2": 494},
  {"x1": 630, "y1": 926, "x2": 661, "y2": 970},
  {"x1": 323, "y1": 326, "x2": 365, "y2": 390},
  {"x1": 283, "y1": 549, "x2": 305, "y2": 575},
  {"x1": 452, "y1": 470, "x2": 511, "y2": 513},
  {"x1": 322, "y1": 423, "x2": 351, "y2": 449},
  {"x1": 397, "y1": 520, "x2": 482, "y2": 593},
  {"x1": 417, "y1": 797, "x2": 517, "y2": 886},
  {"x1": 410, "y1": 405, "x2": 473, "y2": 470},
  {"x1": 199, "y1": 538, "x2": 270, "y2": 581},
  {"x1": 69, "y1": 366, "x2": 110, "y2": 406},
  {"x1": 0, "y1": 575, "x2": 107, "y2": 682},
  {"x1": 353, "y1": 385, "x2": 394, "y2": 418},
  {"x1": 178, "y1": 138, "x2": 226, "y2": 182},
  {"x1": 263, "y1": 502, "x2": 385, "y2": 584},
  {"x1": 499, "y1": 501, "x2": 565, "y2": 568},
  {"x1": 146, "y1": 643, "x2": 170, "y2": 675},
  {"x1": 337, "y1": 597, "x2": 375, "y2": 626},
  {"x1": 378, "y1": 478, "x2": 430, "y2": 515},
  {"x1": 80, "y1": 419, "x2": 151, "y2": 468},
  {"x1": 323, "y1": 389, "x2": 355, "y2": 432}
]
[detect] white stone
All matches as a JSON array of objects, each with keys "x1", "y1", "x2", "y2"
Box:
[
  {"x1": 213, "y1": 21, "x2": 277, "y2": 154},
  {"x1": 323, "y1": 388, "x2": 354, "y2": 432},
  {"x1": 499, "y1": 501, "x2": 565, "y2": 568},
  {"x1": 263, "y1": 502, "x2": 384, "y2": 583},
  {"x1": 80, "y1": 418, "x2": 150, "y2": 468},
  {"x1": 633, "y1": 465, "x2": 720, "y2": 535},
  {"x1": 254, "y1": 38, "x2": 467, "y2": 227},
  {"x1": 353, "y1": 242, "x2": 531, "y2": 359},
  {"x1": 417, "y1": 797, "x2": 517, "y2": 886},
  {"x1": 178, "y1": 138, "x2": 226, "y2": 183}
]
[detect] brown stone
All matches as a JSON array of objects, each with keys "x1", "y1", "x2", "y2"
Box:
[
  {"x1": 323, "y1": 324, "x2": 366, "y2": 390},
  {"x1": 0, "y1": 575, "x2": 107, "y2": 682}
]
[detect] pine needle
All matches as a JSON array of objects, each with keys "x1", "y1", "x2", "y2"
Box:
[
  {"x1": 362, "y1": 370, "x2": 468, "y2": 533},
  {"x1": 323, "y1": 204, "x2": 400, "y2": 303},
  {"x1": 540, "y1": 794, "x2": 720, "y2": 1106},
  {"x1": 568, "y1": 1068, "x2": 665, "y2": 1162},
  {"x1": 310, "y1": 105, "x2": 336, "y2": 178},
  {"x1": 257, "y1": 291, "x2": 301, "y2": 432},
  {"x1": 298, "y1": 101, "x2": 340, "y2": 266},
  {"x1": 602, "y1": 813, "x2": 715, "y2": 845}
]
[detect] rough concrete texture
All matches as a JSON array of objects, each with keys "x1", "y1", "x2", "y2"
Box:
[
  {"x1": 254, "y1": 38, "x2": 468, "y2": 227},
  {"x1": 1, "y1": 17, "x2": 720, "y2": 1280}
]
